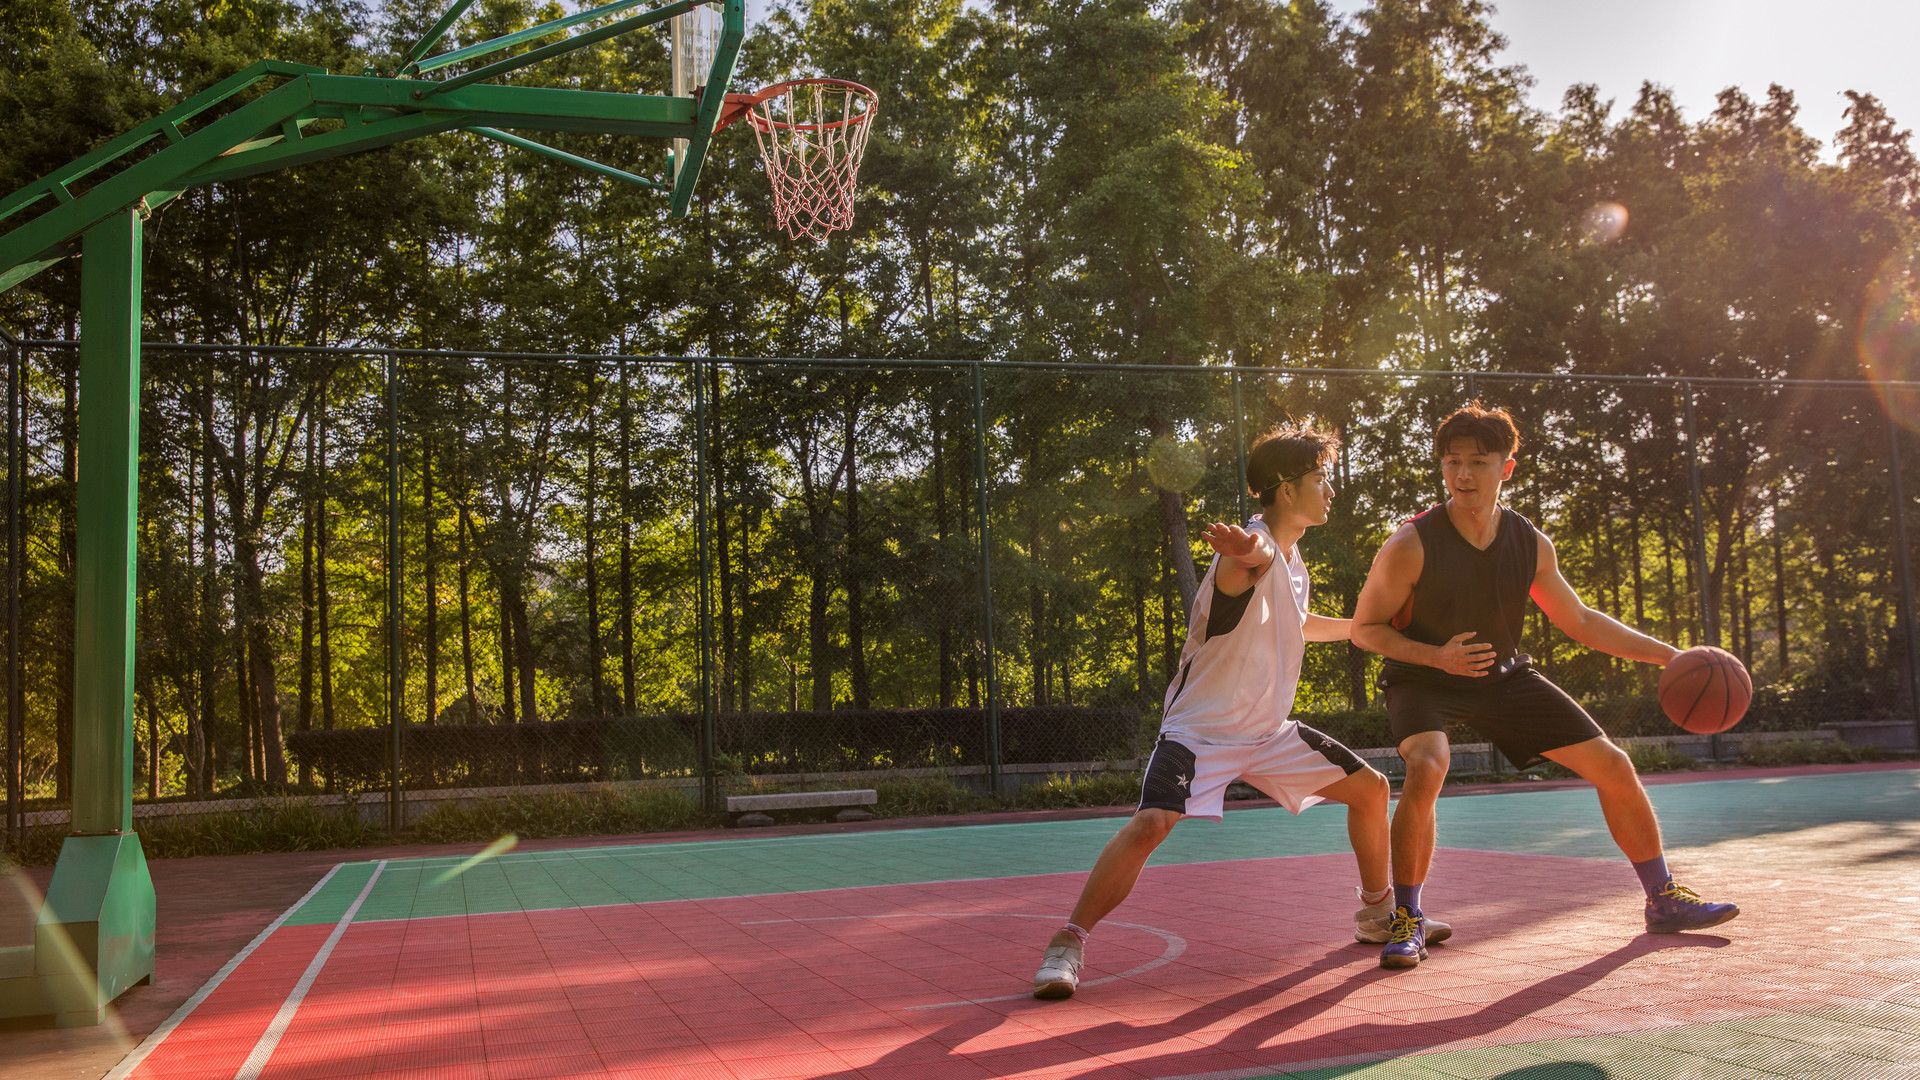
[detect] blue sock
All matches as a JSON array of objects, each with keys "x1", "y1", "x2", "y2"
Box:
[
  {"x1": 1632, "y1": 855, "x2": 1672, "y2": 897},
  {"x1": 1393, "y1": 883, "x2": 1423, "y2": 915}
]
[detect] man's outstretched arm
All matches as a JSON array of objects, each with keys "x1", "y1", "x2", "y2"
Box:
[
  {"x1": 1350, "y1": 524, "x2": 1497, "y2": 677},
  {"x1": 1529, "y1": 531, "x2": 1678, "y2": 665},
  {"x1": 1201, "y1": 521, "x2": 1275, "y2": 597}
]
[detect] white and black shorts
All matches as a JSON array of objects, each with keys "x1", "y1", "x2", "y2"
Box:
[{"x1": 1139, "y1": 723, "x2": 1366, "y2": 820}]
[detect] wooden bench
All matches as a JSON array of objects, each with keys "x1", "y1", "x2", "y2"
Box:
[{"x1": 726, "y1": 789, "x2": 878, "y2": 827}]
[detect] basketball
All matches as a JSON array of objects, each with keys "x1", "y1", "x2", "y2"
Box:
[{"x1": 1657, "y1": 646, "x2": 1753, "y2": 734}]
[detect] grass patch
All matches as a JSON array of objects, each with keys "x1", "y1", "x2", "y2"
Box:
[
  {"x1": 412, "y1": 786, "x2": 723, "y2": 844},
  {"x1": 1736, "y1": 739, "x2": 1894, "y2": 768}
]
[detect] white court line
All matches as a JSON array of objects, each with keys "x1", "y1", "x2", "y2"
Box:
[
  {"x1": 100, "y1": 863, "x2": 347, "y2": 1080},
  {"x1": 231, "y1": 860, "x2": 388, "y2": 1080},
  {"x1": 738, "y1": 912, "x2": 1188, "y2": 1009}
]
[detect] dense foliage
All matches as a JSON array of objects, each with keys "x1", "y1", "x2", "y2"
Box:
[{"x1": 1, "y1": 0, "x2": 1917, "y2": 807}]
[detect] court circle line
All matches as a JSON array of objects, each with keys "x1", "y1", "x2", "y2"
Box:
[{"x1": 739, "y1": 912, "x2": 1187, "y2": 1009}]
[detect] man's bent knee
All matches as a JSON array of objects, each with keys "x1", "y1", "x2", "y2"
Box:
[{"x1": 1123, "y1": 807, "x2": 1181, "y2": 845}]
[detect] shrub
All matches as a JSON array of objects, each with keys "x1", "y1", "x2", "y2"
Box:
[
  {"x1": 1625, "y1": 742, "x2": 1698, "y2": 773},
  {"x1": 288, "y1": 705, "x2": 1144, "y2": 789},
  {"x1": 1736, "y1": 739, "x2": 1892, "y2": 768},
  {"x1": 873, "y1": 776, "x2": 980, "y2": 817},
  {"x1": 412, "y1": 786, "x2": 721, "y2": 844},
  {"x1": 1012, "y1": 771, "x2": 1142, "y2": 810},
  {"x1": 0, "y1": 799, "x2": 388, "y2": 866}
]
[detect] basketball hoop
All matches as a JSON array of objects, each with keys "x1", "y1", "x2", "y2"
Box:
[{"x1": 718, "y1": 78, "x2": 878, "y2": 242}]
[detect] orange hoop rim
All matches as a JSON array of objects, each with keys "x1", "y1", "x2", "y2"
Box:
[{"x1": 715, "y1": 78, "x2": 879, "y2": 134}]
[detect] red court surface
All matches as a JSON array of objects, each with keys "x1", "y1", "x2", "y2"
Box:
[{"x1": 110, "y1": 849, "x2": 1906, "y2": 1080}]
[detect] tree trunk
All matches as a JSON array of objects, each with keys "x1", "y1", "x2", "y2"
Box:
[
  {"x1": 458, "y1": 505, "x2": 476, "y2": 719},
  {"x1": 809, "y1": 568, "x2": 833, "y2": 711},
  {"x1": 585, "y1": 395, "x2": 605, "y2": 715},
  {"x1": 1157, "y1": 487, "x2": 1199, "y2": 621},
  {"x1": 933, "y1": 411, "x2": 954, "y2": 707},
  {"x1": 505, "y1": 578, "x2": 537, "y2": 726},
  {"x1": 712, "y1": 364, "x2": 735, "y2": 713},
  {"x1": 844, "y1": 400, "x2": 869, "y2": 710},
  {"x1": 199, "y1": 374, "x2": 218, "y2": 794},
  {"x1": 619, "y1": 361, "x2": 635, "y2": 713},
  {"x1": 298, "y1": 411, "x2": 315, "y2": 786},
  {"x1": 238, "y1": 545, "x2": 287, "y2": 783},
  {"x1": 56, "y1": 353, "x2": 75, "y2": 801},
  {"x1": 423, "y1": 441, "x2": 438, "y2": 724},
  {"x1": 1772, "y1": 490, "x2": 1788, "y2": 677},
  {"x1": 499, "y1": 581, "x2": 516, "y2": 724}
]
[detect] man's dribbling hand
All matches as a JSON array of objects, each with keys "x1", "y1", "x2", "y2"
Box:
[
  {"x1": 1434, "y1": 631, "x2": 1497, "y2": 677},
  {"x1": 1202, "y1": 522, "x2": 1259, "y2": 560}
]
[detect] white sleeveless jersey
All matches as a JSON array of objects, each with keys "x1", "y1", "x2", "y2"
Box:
[{"x1": 1159, "y1": 516, "x2": 1311, "y2": 745}]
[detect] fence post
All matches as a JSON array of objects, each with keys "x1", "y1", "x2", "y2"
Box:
[
  {"x1": 385, "y1": 351, "x2": 403, "y2": 833},
  {"x1": 692, "y1": 360, "x2": 718, "y2": 811},
  {"x1": 1465, "y1": 372, "x2": 1478, "y2": 402},
  {"x1": 1232, "y1": 372, "x2": 1247, "y2": 525},
  {"x1": 971, "y1": 362, "x2": 1002, "y2": 795},
  {"x1": 1885, "y1": 410, "x2": 1920, "y2": 747},
  {"x1": 1682, "y1": 384, "x2": 1722, "y2": 759},
  {"x1": 4, "y1": 329, "x2": 18, "y2": 848}
]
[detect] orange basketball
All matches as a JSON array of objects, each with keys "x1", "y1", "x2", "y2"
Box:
[{"x1": 1657, "y1": 646, "x2": 1752, "y2": 734}]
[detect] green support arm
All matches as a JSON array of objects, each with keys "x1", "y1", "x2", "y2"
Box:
[
  {"x1": 0, "y1": 60, "x2": 322, "y2": 226},
  {"x1": 668, "y1": 0, "x2": 743, "y2": 218},
  {"x1": 0, "y1": 79, "x2": 317, "y2": 292}
]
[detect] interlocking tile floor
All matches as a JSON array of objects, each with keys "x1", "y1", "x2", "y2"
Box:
[{"x1": 109, "y1": 769, "x2": 1920, "y2": 1079}]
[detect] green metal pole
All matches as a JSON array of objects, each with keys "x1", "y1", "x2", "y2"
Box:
[
  {"x1": 1232, "y1": 372, "x2": 1246, "y2": 524},
  {"x1": 971, "y1": 363, "x2": 1001, "y2": 794},
  {"x1": 5, "y1": 329, "x2": 19, "y2": 848},
  {"x1": 19, "y1": 207, "x2": 156, "y2": 1027},
  {"x1": 72, "y1": 212, "x2": 141, "y2": 837},
  {"x1": 692, "y1": 360, "x2": 717, "y2": 810},
  {"x1": 386, "y1": 351, "x2": 403, "y2": 832}
]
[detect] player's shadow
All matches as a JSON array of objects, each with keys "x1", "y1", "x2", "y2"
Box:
[{"x1": 806, "y1": 933, "x2": 1728, "y2": 1080}]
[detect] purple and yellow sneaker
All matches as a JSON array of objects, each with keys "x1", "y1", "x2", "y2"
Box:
[
  {"x1": 1378, "y1": 906, "x2": 1427, "y2": 969},
  {"x1": 1645, "y1": 880, "x2": 1739, "y2": 933}
]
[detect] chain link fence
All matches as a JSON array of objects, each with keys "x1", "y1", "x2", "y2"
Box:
[{"x1": 5, "y1": 340, "x2": 1919, "y2": 838}]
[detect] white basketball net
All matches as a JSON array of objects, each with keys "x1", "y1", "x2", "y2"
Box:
[{"x1": 745, "y1": 80, "x2": 878, "y2": 243}]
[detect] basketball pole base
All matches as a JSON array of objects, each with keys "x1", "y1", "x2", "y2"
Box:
[{"x1": 0, "y1": 833, "x2": 156, "y2": 1024}]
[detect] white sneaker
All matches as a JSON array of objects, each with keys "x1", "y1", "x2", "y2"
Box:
[
  {"x1": 1032, "y1": 943, "x2": 1083, "y2": 999},
  {"x1": 1354, "y1": 888, "x2": 1452, "y2": 945}
]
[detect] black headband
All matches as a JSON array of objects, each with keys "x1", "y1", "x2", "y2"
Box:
[{"x1": 1255, "y1": 463, "x2": 1319, "y2": 501}]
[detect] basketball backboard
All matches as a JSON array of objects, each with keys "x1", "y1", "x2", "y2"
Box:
[{"x1": 671, "y1": 4, "x2": 724, "y2": 181}]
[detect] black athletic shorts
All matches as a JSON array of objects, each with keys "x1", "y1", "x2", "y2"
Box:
[{"x1": 1383, "y1": 665, "x2": 1604, "y2": 769}]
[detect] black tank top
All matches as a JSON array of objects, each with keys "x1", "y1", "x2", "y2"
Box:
[{"x1": 1380, "y1": 503, "x2": 1539, "y2": 689}]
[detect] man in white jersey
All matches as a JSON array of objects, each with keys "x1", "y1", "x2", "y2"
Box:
[{"x1": 1031, "y1": 425, "x2": 1445, "y2": 1000}]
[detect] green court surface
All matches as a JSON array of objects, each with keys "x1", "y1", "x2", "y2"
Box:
[{"x1": 288, "y1": 767, "x2": 1920, "y2": 926}]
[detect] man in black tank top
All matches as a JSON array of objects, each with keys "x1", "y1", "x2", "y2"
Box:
[{"x1": 1350, "y1": 404, "x2": 1738, "y2": 970}]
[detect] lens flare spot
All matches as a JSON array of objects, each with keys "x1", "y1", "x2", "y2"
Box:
[
  {"x1": 1146, "y1": 437, "x2": 1205, "y2": 493},
  {"x1": 1860, "y1": 253, "x2": 1920, "y2": 431},
  {"x1": 1580, "y1": 201, "x2": 1629, "y2": 245}
]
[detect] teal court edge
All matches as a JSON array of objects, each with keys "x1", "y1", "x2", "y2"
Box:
[{"x1": 0, "y1": 0, "x2": 744, "y2": 1026}]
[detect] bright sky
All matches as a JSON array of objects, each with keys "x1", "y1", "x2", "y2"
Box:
[{"x1": 1325, "y1": 0, "x2": 1920, "y2": 148}]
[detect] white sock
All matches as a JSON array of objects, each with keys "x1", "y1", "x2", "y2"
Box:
[
  {"x1": 1360, "y1": 886, "x2": 1391, "y2": 906},
  {"x1": 1061, "y1": 922, "x2": 1091, "y2": 946}
]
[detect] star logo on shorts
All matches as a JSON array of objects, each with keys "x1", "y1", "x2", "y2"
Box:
[{"x1": 1173, "y1": 772, "x2": 1191, "y2": 793}]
